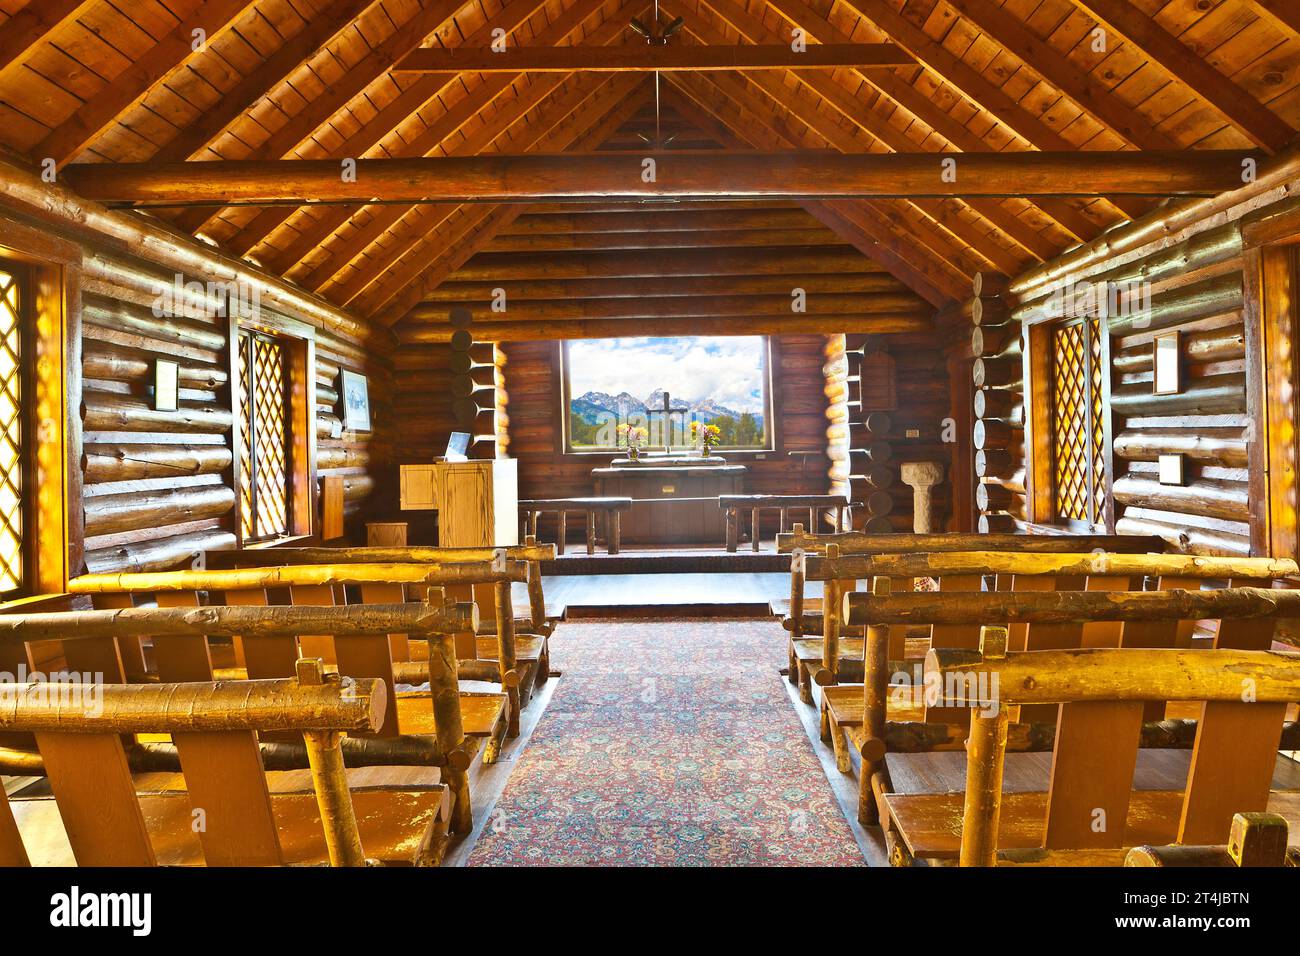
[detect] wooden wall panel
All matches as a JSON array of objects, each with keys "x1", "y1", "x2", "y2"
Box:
[
  {"x1": 982, "y1": 193, "x2": 1300, "y2": 555},
  {"x1": 78, "y1": 262, "x2": 390, "y2": 572}
]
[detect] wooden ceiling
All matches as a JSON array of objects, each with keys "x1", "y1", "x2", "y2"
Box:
[{"x1": 1, "y1": 0, "x2": 1297, "y2": 336}]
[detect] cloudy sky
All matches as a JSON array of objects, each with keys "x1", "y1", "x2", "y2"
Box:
[{"x1": 567, "y1": 336, "x2": 767, "y2": 412}]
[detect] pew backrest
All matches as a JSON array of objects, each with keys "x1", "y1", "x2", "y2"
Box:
[{"x1": 0, "y1": 665, "x2": 384, "y2": 867}]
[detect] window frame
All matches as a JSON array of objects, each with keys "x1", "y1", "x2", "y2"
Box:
[
  {"x1": 0, "y1": 259, "x2": 34, "y2": 600},
  {"x1": 231, "y1": 321, "x2": 315, "y2": 547},
  {"x1": 1024, "y1": 311, "x2": 1115, "y2": 533},
  {"x1": 558, "y1": 335, "x2": 778, "y2": 455},
  {"x1": 0, "y1": 220, "x2": 79, "y2": 606}
]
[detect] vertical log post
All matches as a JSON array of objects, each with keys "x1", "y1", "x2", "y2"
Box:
[
  {"x1": 425, "y1": 589, "x2": 472, "y2": 834},
  {"x1": 751, "y1": 507, "x2": 761, "y2": 552},
  {"x1": 859, "y1": 576, "x2": 892, "y2": 825},
  {"x1": 609, "y1": 510, "x2": 621, "y2": 555},
  {"x1": 725, "y1": 507, "x2": 738, "y2": 552},
  {"x1": 295, "y1": 657, "x2": 367, "y2": 867},
  {"x1": 494, "y1": 578, "x2": 520, "y2": 737},
  {"x1": 900, "y1": 461, "x2": 946, "y2": 534},
  {"x1": 585, "y1": 510, "x2": 596, "y2": 556},
  {"x1": 959, "y1": 627, "x2": 1009, "y2": 868}
]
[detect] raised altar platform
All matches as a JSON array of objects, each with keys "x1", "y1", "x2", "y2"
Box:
[{"x1": 591, "y1": 454, "x2": 745, "y2": 545}]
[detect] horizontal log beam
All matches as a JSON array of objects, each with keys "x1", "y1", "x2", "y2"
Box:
[
  {"x1": 406, "y1": 291, "x2": 926, "y2": 322},
  {"x1": 843, "y1": 586, "x2": 1300, "y2": 627},
  {"x1": 0, "y1": 677, "x2": 386, "y2": 734},
  {"x1": 809, "y1": 550, "x2": 1294, "y2": 581},
  {"x1": 423, "y1": 272, "x2": 907, "y2": 301},
  {"x1": 776, "y1": 530, "x2": 1166, "y2": 554},
  {"x1": 393, "y1": 43, "x2": 915, "y2": 73},
  {"x1": 0, "y1": 600, "x2": 475, "y2": 643},
  {"x1": 62, "y1": 151, "x2": 1263, "y2": 205},
  {"x1": 69, "y1": 561, "x2": 528, "y2": 593},
  {"x1": 927, "y1": 646, "x2": 1300, "y2": 706},
  {"x1": 398, "y1": 313, "x2": 932, "y2": 341}
]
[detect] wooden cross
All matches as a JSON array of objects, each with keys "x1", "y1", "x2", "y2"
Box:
[{"x1": 646, "y1": 390, "x2": 689, "y2": 453}]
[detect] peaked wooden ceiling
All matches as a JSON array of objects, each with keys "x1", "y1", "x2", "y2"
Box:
[{"x1": 1, "y1": 0, "x2": 1297, "y2": 334}]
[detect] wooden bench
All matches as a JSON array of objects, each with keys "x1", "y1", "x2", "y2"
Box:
[
  {"x1": 849, "y1": 588, "x2": 1300, "y2": 865},
  {"x1": 65, "y1": 565, "x2": 518, "y2": 833},
  {"x1": 204, "y1": 539, "x2": 560, "y2": 718},
  {"x1": 817, "y1": 552, "x2": 1297, "y2": 826},
  {"x1": 776, "y1": 530, "x2": 1170, "y2": 703},
  {"x1": 1126, "y1": 812, "x2": 1297, "y2": 867},
  {"x1": 900, "y1": 628, "x2": 1300, "y2": 866},
  {"x1": 774, "y1": 529, "x2": 1169, "y2": 637},
  {"x1": 718, "y1": 494, "x2": 848, "y2": 552},
  {"x1": 520, "y1": 497, "x2": 633, "y2": 555},
  {"x1": 0, "y1": 641, "x2": 448, "y2": 866}
]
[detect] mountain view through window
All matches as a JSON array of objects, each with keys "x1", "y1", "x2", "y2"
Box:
[{"x1": 565, "y1": 336, "x2": 770, "y2": 451}]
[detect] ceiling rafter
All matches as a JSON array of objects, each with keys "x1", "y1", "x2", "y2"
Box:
[
  {"x1": 391, "y1": 40, "x2": 915, "y2": 71},
  {"x1": 668, "y1": 68, "x2": 998, "y2": 279},
  {"x1": 716, "y1": 0, "x2": 1100, "y2": 245},
  {"x1": 663, "y1": 68, "x2": 967, "y2": 304},
  {"x1": 328, "y1": 75, "x2": 644, "y2": 308},
  {"x1": 660, "y1": 0, "x2": 1029, "y2": 276},
  {"x1": 150, "y1": 0, "x2": 383, "y2": 164},
  {"x1": 171, "y1": 0, "x2": 477, "y2": 237},
  {"x1": 252, "y1": 0, "x2": 629, "y2": 280},
  {"x1": 0, "y1": 0, "x2": 98, "y2": 84},
  {"x1": 1072, "y1": 0, "x2": 1296, "y2": 152},
  {"x1": 36, "y1": 0, "x2": 257, "y2": 167},
  {"x1": 376, "y1": 77, "x2": 656, "y2": 325},
  {"x1": 288, "y1": 2, "x2": 648, "y2": 303},
  {"x1": 942, "y1": 0, "x2": 1181, "y2": 151},
  {"x1": 221, "y1": 0, "x2": 574, "y2": 262},
  {"x1": 1245, "y1": 0, "x2": 1300, "y2": 38},
  {"x1": 839, "y1": 0, "x2": 1150, "y2": 222}
]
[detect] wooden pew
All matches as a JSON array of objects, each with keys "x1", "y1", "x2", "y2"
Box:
[
  {"x1": 717, "y1": 494, "x2": 849, "y2": 552},
  {"x1": 204, "y1": 539, "x2": 559, "y2": 716},
  {"x1": 817, "y1": 553, "x2": 1297, "y2": 825},
  {"x1": 519, "y1": 497, "x2": 633, "y2": 554},
  {"x1": 0, "y1": 660, "x2": 450, "y2": 866},
  {"x1": 849, "y1": 589, "x2": 1300, "y2": 865},
  {"x1": 1126, "y1": 812, "x2": 1296, "y2": 867},
  {"x1": 775, "y1": 530, "x2": 1170, "y2": 703},
  {"x1": 65, "y1": 567, "x2": 513, "y2": 832}
]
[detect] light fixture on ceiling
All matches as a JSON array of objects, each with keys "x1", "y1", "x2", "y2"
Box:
[{"x1": 630, "y1": 2, "x2": 686, "y2": 149}]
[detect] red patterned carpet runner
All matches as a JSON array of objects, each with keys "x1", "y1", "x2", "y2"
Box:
[{"x1": 468, "y1": 619, "x2": 864, "y2": 866}]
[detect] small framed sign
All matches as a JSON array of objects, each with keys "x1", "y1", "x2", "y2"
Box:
[
  {"x1": 339, "y1": 369, "x2": 371, "y2": 431},
  {"x1": 154, "y1": 359, "x2": 179, "y2": 412},
  {"x1": 1158, "y1": 453, "x2": 1186, "y2": 486},
  {"x1": 1153, "y1": 331, "x2": 1180, "y2": 395}
]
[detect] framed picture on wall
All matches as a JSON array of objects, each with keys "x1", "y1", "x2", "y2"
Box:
[
  {"x1": 339, "y1": 369, "x2": 371, "y2": 432},
  {"x1": 154, "y1": 359, "x2": 179, "y2": 412}
]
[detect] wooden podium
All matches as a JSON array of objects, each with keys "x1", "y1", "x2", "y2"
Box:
[
  {"x1": 432, "y1": 459, "x2": 519, "y2": 547},
  {"x1": 401, "y1": 459, "x2": 518, "y2": 639}
]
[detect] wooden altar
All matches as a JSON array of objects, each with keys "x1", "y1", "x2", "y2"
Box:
[{"x1": 591, "y1": 456, "x2": 746, "y2": 545}]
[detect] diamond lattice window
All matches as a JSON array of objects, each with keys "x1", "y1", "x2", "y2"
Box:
[
  {"x1": 0, "y1": 265, "x2": 24, "y2": 596},
  {"x1": 1051, "y1": 317, "x2": 1107, "y2": 526},
  {"x1": 238, "y1": 330, "x2": 289, "y2": 541}
]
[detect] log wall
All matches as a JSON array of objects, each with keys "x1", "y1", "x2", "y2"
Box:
[
  {"x1": 977, "y1": 183, "x2": 1300, "y2": 555},
  {"x1": 0, "y1": 159, "x2": 390, "y2": 577}
]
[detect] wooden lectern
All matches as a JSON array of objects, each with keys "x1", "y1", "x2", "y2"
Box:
[
  {"x1": 399, "y1": 458, "x2": 518, "y2": 639},
  {"x1": 432, "y1": 459, "x2": 519, "y2": 548}
]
